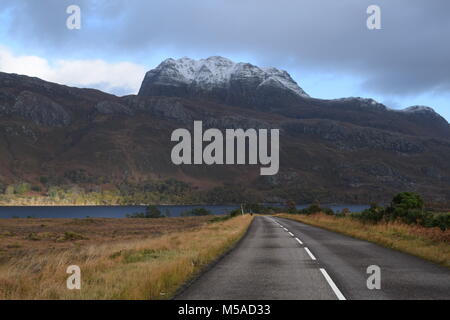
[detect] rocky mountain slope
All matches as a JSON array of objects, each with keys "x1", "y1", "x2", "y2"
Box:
[{"x1": 0, "y1": 57, "x2": 449, "y2": 205}]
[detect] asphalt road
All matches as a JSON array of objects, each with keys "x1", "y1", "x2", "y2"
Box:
[{"x1": 176, "y1": 216, "x2": 450, "y2": 300}]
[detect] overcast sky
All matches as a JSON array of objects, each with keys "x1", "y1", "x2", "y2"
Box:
[{"x1": 0, "y1": 0, "x2": 449, "y2": 121}]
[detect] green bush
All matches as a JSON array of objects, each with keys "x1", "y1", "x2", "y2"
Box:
[
  {"x1": 400, "y1": 209, "x2": 431, "y2": 225},
  {"x1": 346, "y1": 193, "x2": 449, "y2": 231},
  {"x1": 384, "y1": 192, "x2": 428, "y2": 225},
  {"x1": 386, "y1": 192, "x2": 424, "y2": 221},
  {"x1": 429, "y1": 213, "x2": 450, "y2": 231},
  {"x1": 391, "y1": 192, "x2": 424, "y2": 210},
  {"x1": 357, "y1": 205, "x2": 385, "y2": 223}
]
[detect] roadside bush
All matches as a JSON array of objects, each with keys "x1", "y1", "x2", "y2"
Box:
[
  {"x1": 350, "y1": 203, "x2": 385, "y2": 223},
  {"x1": 357, "y1": 206, "x2": 385, "y2": 224},
  {"x1": 428, "y1": 213, "x2": 450, "y2": 231},
  {"x1": 346, "y1": 193, "x2": 449, "y2": 231},
  {"x1": 301, "y1": 204, "x2": 322, "y2": 215},
  {"x1": 382, "y1": 192, "x2": 431, "y2": 225},
  {"x1": 400, "y1": 209, "x2": 432, "y2": 225},
  {"x1": 391, "y1": 192, "x2": 424, "y2": 211},
  {"x1": 386, "y1": 192, "x2": 424, "y2": 221}
]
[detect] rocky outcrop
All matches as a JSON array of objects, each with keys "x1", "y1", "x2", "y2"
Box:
[
  {"x1": 94, "y1": 101, "x2": 134, "y2": 116},
  {"x1": 283, "y1": 120, "x2": 425, "y2": 153},
  {"x1": 11, "y1": 91, "x2": 71, "y2": 126},
  {"x1": 121, "y1": 96, "x2": 192, "y2": 123}
]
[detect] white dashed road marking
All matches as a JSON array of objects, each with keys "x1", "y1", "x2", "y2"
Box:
[
  {"x1": 320, "y1": 268, "x2": 346, "y2": 300},
  {"x1": 304, "y1": 247, "x2": 317, "y2": 261},
  {"x1": 273, "y1": 217, "x2": 346, "y2": 301}
]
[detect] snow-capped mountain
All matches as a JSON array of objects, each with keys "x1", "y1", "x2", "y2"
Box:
[
  {"x1": 138, "y1": 56, "x2": 309, "y2": 108},
  {"x1": 138, "y1": 56, "x2": 448, "y2": 124}
]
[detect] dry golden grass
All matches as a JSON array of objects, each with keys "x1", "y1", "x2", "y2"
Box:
[
  {"x1": 278, "y1": 213, "x2": 450, "y2": 268},
  {"x1": 0, "y1": 216, "x2": 214, "y2": 258},
  {"x1": 0, "y1": 215, "x2": 253, "y2": 300}
]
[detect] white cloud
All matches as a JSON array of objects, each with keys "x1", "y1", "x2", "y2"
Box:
[{"x1": 0, "y1": 46, "x2": 147, "y2": 95}]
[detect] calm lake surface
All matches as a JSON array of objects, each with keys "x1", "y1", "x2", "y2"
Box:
[{"x1": 0, "y1": 204, "x2": 369, "y2": 219}]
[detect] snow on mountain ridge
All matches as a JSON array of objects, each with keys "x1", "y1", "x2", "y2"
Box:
[
  {"x1": 154, "y1": 56, "x2": 309, "y2": 97},
  {"x1": 400, "y1": 105, "x2": 437, "y2": 114}
]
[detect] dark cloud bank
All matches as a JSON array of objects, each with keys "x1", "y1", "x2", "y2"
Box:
[{"x1": 2, "y1": 0, "x2": 450, "y2": 98}]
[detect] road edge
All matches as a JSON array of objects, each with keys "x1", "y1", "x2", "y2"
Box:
[{"x1": 171, "y1": 215, "x2": 255, "y2": 299}]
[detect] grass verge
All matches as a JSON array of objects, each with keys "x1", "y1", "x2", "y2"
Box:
[
  {"x1": 0, "y1": 214, "x2": 253, "y2": 299},
  {"x1": 278, "y1": 213, "x2": 450, "y2": 268}
]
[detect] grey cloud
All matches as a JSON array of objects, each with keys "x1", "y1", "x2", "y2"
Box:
[{"x1": 1, "y1": 0, "x2": 450, "y2": 97}]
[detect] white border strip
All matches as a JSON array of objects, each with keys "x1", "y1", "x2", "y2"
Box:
[{"x1": 320, "y1": 268, "x2": 346, "y2": 300}]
